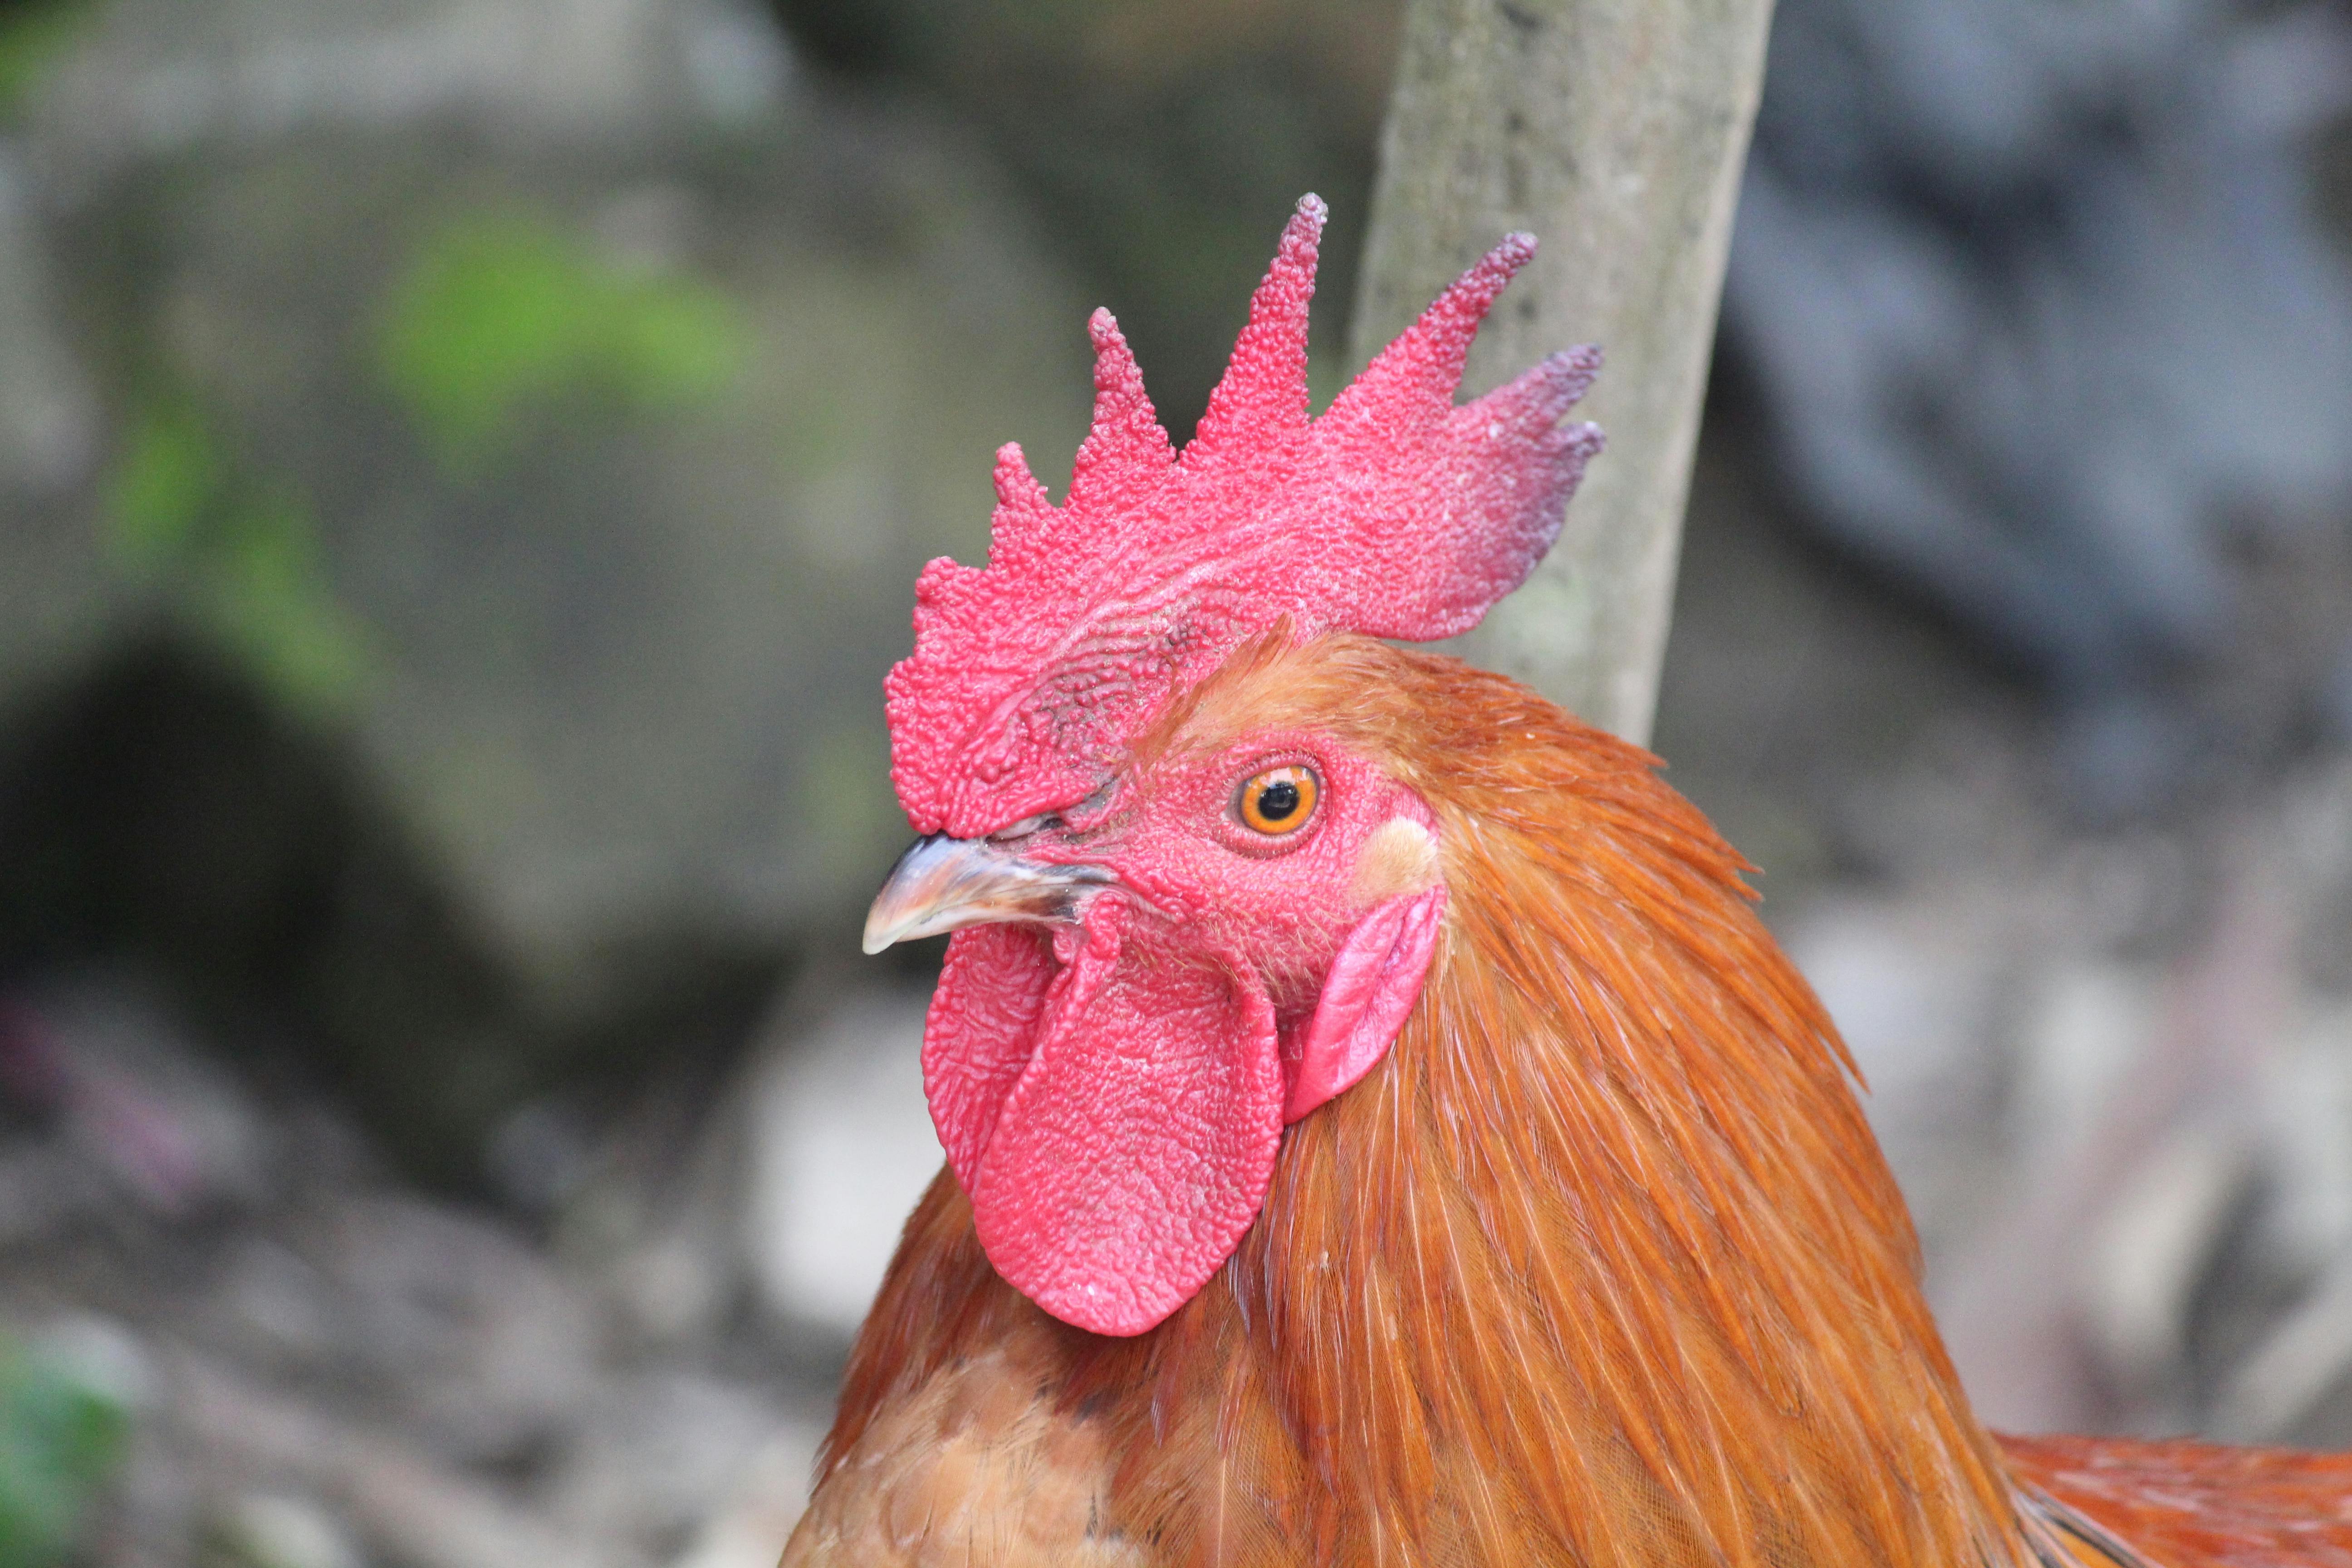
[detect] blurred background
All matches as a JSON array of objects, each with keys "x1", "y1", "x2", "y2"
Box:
[{"x1": 0, "y1": 0, "x2": 2347, "y2": 1563}]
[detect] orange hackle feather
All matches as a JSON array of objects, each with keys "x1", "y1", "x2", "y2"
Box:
[
  {"x1": 797, "y1": 634, "x2": 2076, "y2": 1568},
  {"x1": 794, "y1": 182, "x2": 2352, "y2": 1563}
]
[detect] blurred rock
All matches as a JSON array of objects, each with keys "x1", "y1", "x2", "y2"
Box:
[
  {"x1": 0, "y1": 0, "x2": 1099, "y2": 1180},
  {"x1": 168, "y1": 1352, "x2": 602, "y2": 1568},
  {"x1": 200, "y1": 1493, "x2": 364, "y2": 1568},
  {"x1": 765, "y1": 0, "x2": 1400, "y2": 436},
  {"x1": 667, "y1": 1424, "x2": 816, "y2": 1568},
  {"x1": 546, "y1": 977, "x2": 941, "y2": 1352},
  {"x1": 0, "y1": 649, "x2": 529, "y2": 1188},
  {"x1": 0, "y1": 136, "x2": 117, "y2": 737},
  {"x1": 29, "y1": 33, "x2": 1093, "y2": 972},
  {"x1": 1782, "y1": 900, "x2": 2014, "y2": 1259},
  {"x1": 0, "y1": 148, "x2": 98, "y2": 499},
  {"x1": 668, "y1": 1429, "x2": 813, "y2": 1568},
  {"x1": 2081, "y1": 1121, "x2": 2254, "y2": 1402},
  {"x1": 302, "y1": 137, "x2": 1084, "y2": 980},
  {"x1": 1790, "y1": 816, "x2": 2352, "y2": 1442},
  {"x1": 741, "y1": 987, "x2": 937, "y2": 1334},
  {"x1": 2220, "y1": 1251, "x2": 2352, "y2": 1447},
  {"x1": 2011, "y1": 960, "x2": 2162, "y2": 1174},
  {"x1": 2252, "y1": 1003, "x2": 2352, "y2": 1277},
  {"x1": 306, "y1": 1196, "x2": 603, "y2": 1462},
  {"x1": 26, "y1": 0, "x2": 791, "y2": 186},
  {"x1": 1727, "y1": 0, "x2": 2352, "y2": 809},
  {"x1": 544, "y1": 1372, "x2": 820, "y2": 1565},
  {"x1": 0, "y1": 1140, "x2": 112, "y2": 1248},
  {"x1": 0, "y1": 975, "x2": 272, "y2": 1216}
]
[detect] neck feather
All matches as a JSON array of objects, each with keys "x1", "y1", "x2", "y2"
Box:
[
  {"x1": 1221, "y1": 649, "x2": 2033, "y2": 1567},
  {"x1": 820, "y1": 641, "x2": 2040, "y2": 1568}
]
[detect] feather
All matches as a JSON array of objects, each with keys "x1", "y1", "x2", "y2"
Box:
[
  {"x1": 799, "y1": 634, "x2": 2044, "y2": 1567},
  {"x1": 2004, "y1": 1435, "x2": 2352, "y2": 1567},
  {"x1": 803, "y1": 193, "x2": 2351, "y2": 1568}
]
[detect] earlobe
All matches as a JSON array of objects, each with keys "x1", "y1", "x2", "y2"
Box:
[
  {"x1": 1284, "y1": 883, "x2": 1448, "y2": 1121},
  {"x1": 1352, "y1": 814, "x2": 1440, "y2": 902}
]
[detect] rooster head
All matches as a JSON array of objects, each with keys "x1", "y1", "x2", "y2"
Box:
[{"x1": 863, "y1": 195, "x2": 1601, "y2": 1335}]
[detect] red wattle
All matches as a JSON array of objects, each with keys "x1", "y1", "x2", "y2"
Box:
[{"x1": 921, "y1": 901, "x2": 1284, "y2": 1337}]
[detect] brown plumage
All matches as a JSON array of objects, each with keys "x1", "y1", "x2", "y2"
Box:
[{"x1": 784, "y1": 636, "x2": 2352, "y2": 1567}]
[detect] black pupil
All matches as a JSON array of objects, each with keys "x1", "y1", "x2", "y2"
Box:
[{"x1": 1256, "y1": 779, "x2": 1301, "y2": 821}]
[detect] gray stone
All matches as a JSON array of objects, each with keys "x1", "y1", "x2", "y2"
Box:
[
  {"x1": 740, "y1": 986, "x2": 938, "y2": 1334},
  {"x1": 544, "y1": 1372, "x2": 821, "y2": 1567},
  {"x1": 202, "y1": 1493, "x2": 365, "y2": 1568},
  {"x1": 0, "y1": 0, "x2": 1095, "y2": 1159},
  {"x1": 25, "y1": 0, "x2": 791, "y2": 189},
  {"x1": 0, "y1": 151, "x2": 100, "y2": 500},
  {"x1": 1727, "y1": 0, "x2": 2352, "y2": 743}
]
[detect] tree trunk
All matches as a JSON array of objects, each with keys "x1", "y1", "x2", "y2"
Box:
[{"x1": 1349, "y1": 0, "x2": 1774, "y2": 744}]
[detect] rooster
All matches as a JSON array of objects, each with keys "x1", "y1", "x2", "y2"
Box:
[{"x1": 781, "y1": 196, "x2": 2352, "y2": 1568}]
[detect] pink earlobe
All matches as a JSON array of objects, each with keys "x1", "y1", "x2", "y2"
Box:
[{"x1": 1285, "y1": 885, "x2": 1448, "y2": 1122}]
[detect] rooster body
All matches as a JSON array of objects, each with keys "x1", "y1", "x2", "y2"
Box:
[{"x1": 782, "y1": 200, "x2": 2352, "y2": 1568}]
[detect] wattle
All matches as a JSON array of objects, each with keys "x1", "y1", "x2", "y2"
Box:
[{"x1": 920, "y1": 900, "x2": 1285, "y2": 1336}]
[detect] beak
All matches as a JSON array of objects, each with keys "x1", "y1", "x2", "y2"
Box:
[{"x1": 862, "y1": 834, "x2": 1113, "y2": 955}]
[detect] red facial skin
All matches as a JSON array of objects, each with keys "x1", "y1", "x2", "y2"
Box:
[
  {"x1": 1048, "y1": 733, "x2": 1412, "y2": 1010},
  {"x1": 920, "y1": 729, "x2": 1441, "y2": 1337}
]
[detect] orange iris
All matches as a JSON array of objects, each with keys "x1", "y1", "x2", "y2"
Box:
[{"x1": 1236, "y1": 765, "x2": 1320, "y2": 835}]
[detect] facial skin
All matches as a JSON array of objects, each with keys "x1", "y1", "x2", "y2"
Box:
[
  {"x1": 1015, "y1": 730, "x2": 1425, "y2": 1014},
  {"x1": 865, "y1": 640, "x2": 1448, "y2": 1335}
]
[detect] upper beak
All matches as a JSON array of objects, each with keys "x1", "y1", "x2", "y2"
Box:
[{"x1": 862, "y1": 834, "x2": 1113, "y2": 955}]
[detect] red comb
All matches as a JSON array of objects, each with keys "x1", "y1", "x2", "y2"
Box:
[{"x1": 886, "y1": 194, "x2": 1602, "y2": 836}]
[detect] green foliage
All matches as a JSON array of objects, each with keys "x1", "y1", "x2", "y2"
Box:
[
  {"x1": 103, "y1": 402, "x2": 222, "y2": 564},
  {"x1": 102, "y1": 402, "x2": 369, "y2": 712},
  {"x1": 0, "y1": 1338, "x2": 131, "y2": 1568},
  {"x1": 0, "y1": 0, "x2": 92, "y2": 118},
  {"x1": 377, "y1": 214, "x2": 748, "y2": 472}
]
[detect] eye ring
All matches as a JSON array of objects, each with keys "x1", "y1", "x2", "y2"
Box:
[{"x1": 1234, "y1": 764, "x2": 1321, "y2": 836}]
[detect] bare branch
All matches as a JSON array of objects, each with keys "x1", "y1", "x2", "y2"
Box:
[{"x1": 1351, "y1": 0, "x2": 1774, "y2": 743}]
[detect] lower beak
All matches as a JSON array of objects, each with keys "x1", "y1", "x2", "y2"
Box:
[{"x1": 862, "y1": 834, "x2": 1112, "y2": 955}]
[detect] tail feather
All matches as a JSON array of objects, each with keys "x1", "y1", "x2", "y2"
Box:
[{"x1": 2001, "y1": 1433, "x2": 2352, "y2": 1568}]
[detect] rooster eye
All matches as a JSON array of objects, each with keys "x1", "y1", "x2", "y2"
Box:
[{"x1": 1235, "y1": 765, "x2": 1320, "y2": 836}]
